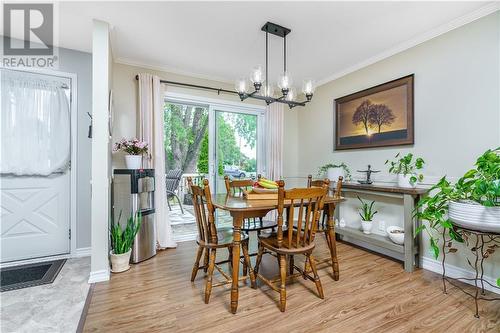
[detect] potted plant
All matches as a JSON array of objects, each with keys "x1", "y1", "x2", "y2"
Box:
[
  {"x1": 113, "y1": 138, "x2": 148, "y2": 169},
  {"x1": 317, "y1": 162, "x2": 351, "y2": 182},
  {"x1": 385, "y1": 153, "x2": 425, "y2": 188},
  {"x1": 415, "y1": 147, "x2": 499, "y2": 286},
  {"x1": 110, "y1": 212, "x2": 142, "y2": 273},
  {"x1": 358, "y1": 196, "x2": 378, "y2": 234}
]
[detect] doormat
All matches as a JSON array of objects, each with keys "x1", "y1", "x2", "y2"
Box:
[{"x1": 1, "y1": 259, "x2": 66, "y2": 292}]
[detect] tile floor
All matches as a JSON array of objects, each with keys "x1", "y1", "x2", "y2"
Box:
[{"x1": 1, "y1": 257, "x2": 90, "y2": 333}]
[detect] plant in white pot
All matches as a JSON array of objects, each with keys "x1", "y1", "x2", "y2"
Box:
[
  {"x1": 385, "y1": 152, "x2": 425, "y2": 188},
  {"x1": 110, "y1": 212, "x2": 142, "y2": 273},
  {"x1": 318, "y1": 162, "x2": 351, "y2": 182},
  {"x1": 357, "y1": 196, "x2": 378, "y2": 234},
  {"x1": 113, "y1": 138, "x2": 148, "y2": 169},
  {"x1": 416, "y1": 147, "x2": 499, "y2": 286}
]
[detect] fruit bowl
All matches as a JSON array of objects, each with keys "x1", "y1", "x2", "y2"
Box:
[
  {"x1": 252, "y1": 187, "x2": 278, "y2": 194},
  {"x1": 386, "y1": 226, "x2": 404, "y2": 245}
]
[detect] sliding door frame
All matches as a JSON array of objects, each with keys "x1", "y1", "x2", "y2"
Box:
[{"x1": 164, "y1": 91, "x2": 266, "y2": 189}]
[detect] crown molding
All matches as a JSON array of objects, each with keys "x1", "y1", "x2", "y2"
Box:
[
  {"x1": 315, "y1": 2, "x2": 500, "y2": 87},
  {"x1": 114, "y1": 57, "x2": 234, "y2": 84}
]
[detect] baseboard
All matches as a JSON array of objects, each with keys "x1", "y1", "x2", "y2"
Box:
[
  {"x1": 74, "y1": 247, "x2": 91, "y2": 258},
  {"x1": 88, "y1": 269, "x2": 110, "y2": 283},
  {"x1": 421, "y1": 256, "x2": 499, "y2": 294}
]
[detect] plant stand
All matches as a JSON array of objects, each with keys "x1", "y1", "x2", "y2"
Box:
[{"x1": 441, "y1": 225, "x2": 500, "y2": 318}]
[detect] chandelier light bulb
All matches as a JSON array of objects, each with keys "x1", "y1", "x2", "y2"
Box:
[
  {"x1": 235, "y1": 79, "x2": 248, "y2": 94},
  {"x1": 261, "y1": 82, "x2": 274, "y2": 98},
  {"x1": 250, "y1": 66, "x2": 263, "y2": 84},
  {"x1": 302, "y1": 79, "x2": 315, "y2": 95},
  {"x1": 286, "y1": 87, "x2": 296, "y2": 101},
  {"x1": 278, "y1": 71, "x2": 292, "y2": 90}
]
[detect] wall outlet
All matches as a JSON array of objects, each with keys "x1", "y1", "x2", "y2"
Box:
[{"x1": 378, "y1": 220, "x2": 386, "y2": 232}]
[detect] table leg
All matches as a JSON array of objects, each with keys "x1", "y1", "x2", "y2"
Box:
[
  {"x1": 326, "y1": 203, "x2": 339, "y2": 281},
  {"x1": 230, "y1": 213, "x2": 243, "y2": 314},
  {"x1": 403, "y1": 194, "x2": 415, "y2": 272}
]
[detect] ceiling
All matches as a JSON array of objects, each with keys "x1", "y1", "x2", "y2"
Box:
[{"x1": 6, "y1": 2, "x2": 497, "y2": 86}]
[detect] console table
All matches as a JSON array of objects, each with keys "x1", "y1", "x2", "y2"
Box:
[{"x1": 335, "y1": 182, "x2": 428, "y2": 272}]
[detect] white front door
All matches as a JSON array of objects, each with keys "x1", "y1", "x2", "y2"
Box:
[
  {"x1": 1, "y1": 174, "x2": 70, "y2": 262},
  {"x1": 0, "y1": 70, "x2": 72, "y2": 263}
]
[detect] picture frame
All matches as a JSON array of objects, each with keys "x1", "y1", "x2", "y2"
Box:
[{"x1": 334, "y1": 74, "x2": 414, "y2": 150}]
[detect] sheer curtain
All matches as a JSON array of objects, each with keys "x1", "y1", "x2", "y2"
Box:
[
  {"x1": 1, "y1": 70, "x2": 70, "y2": 176},
  {"x1": 138, "y1": 73, "x2": 176, "y2": 249},
  {"x1": 265, "y1": 103, "x2": 284, "y2": 181}
]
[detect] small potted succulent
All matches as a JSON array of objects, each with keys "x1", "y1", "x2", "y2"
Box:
[
  {"x1": 317, "y1": 162, "x2": 351, "y2": 182},
  {"x1": 358, "y1": 196, "x2": 378, "y2": 234},
  {"x1": 113, "y1": 138, "x2": 148, "y2": 169},
  {"x1": 110, "y1": 212, "x2": 142, "y2": 273},
  {"x1": 385, "y1": 153, "x2": 425, "y2": 188}
]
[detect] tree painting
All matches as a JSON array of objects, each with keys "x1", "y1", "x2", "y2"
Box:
[
  {"x1": 352, "y1": 100, "x2": 373, "y2": 134},
  {"x1": 369, "y1": 104, "x2": 396, "y2": 133},
  {"x1": 351, "y1": 99, "x2": 396, "y2": 134}
]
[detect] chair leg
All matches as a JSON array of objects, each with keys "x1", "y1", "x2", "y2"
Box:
[
  {"x1": 278, "y1": 254, "x2": 287, "y2": 312},
  {"x1": 254, "y1": 242, "x2": 264, "y2": 283},
  {"x1": 308, "y1": 254, "x2": 324, "y2": 299},
  {"x1": 203, "y1": 248, "x2": 210, "y2": 273},
  {"x1": 175, "y1": 194, "x2": 184, "y2": 214},
  {"x1": 167, "y1": 198, "x2": 172, "y2": 211},
  {"x1": 191, "y1": 246, "x2": 204, "y2": 282},
  {"x1": 289, "y1": 255, "x2": 294, "y2": 275},
  {"x1": 204, "y1": 249, "x2": 217, "y2": 304},
  {"x1": 242, "y1": 240, "x2": 256, "y2": 288},
  {"x1": 228, "y1": 247, "x2": 233, "y2": 275}
]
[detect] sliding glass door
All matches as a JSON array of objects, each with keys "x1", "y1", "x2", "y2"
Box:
[{"x1": 165, "y1": 96, "x2": 264, "y2": 239}]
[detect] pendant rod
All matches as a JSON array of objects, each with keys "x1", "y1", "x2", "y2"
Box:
[
  {"x1": 265, "y1": 30, "x2": 268, "y2": 91},
  {"x1": 283, "y1": 34, "x2": 286, "y2": 73}
]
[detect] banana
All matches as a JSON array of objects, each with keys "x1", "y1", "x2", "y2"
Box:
[
  {"x1": 258, "y1": 180, "x2": 278, "y2": 189},
  {"x1": 259, "y1": 178, "x2": 278, "y2": 186}
]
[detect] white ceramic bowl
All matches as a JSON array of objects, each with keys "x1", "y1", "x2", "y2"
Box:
[{"x1": 386, "y1": 226, "x2": 404, "y2": 245}]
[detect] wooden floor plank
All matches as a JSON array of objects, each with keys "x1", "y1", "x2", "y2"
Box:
[{"x1": 83, "y1": 238, "x2": 500, "y2": 332}]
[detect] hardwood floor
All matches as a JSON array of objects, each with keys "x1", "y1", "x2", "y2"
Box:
[{"x1": 83, "y1": 237, "x2": 500, "y2": 332}]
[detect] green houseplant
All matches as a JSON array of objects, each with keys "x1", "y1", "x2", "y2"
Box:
[
  {"x1": 385, "y1": 153, "x2": 425, "y2": 188},
  {"x1": 110, "y1": 212, "x2": 142, "y2": 273},
  {"x1": 317, "y1": 162, "x2": 351, "y2": 182},
  {"x1": 357, "y1": 196, "x2": 378, "y2": 234},
  {"x1": 415, "y1": 147, "x2": 500, "y2": 286}
]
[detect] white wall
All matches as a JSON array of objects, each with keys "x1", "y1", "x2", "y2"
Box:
[
  {"x1": 286, "y1": 13, "x2": 500, "y2": 279},
  {"x1": 89, "y1": 20, "x2": 112, "y2": 283}
]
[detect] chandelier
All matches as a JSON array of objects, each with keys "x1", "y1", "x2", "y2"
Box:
[{"x1": 235, "y1": 22, "x2": 315, "y2": 109}]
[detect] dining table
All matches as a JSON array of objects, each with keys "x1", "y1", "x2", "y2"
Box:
[{"x1": 211, "y1": 193, "x2": 345, "y2": 314}]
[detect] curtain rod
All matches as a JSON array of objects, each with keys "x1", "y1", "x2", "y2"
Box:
[
  {"x1": 134, "y1": 74, "x2": 306, "y2": 107},
  {"x1": 134, "y1": 74, "x2": 236, "y2": 96}
]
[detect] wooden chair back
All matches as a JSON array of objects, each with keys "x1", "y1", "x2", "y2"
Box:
[
  {"x1": 224, "y1": 175, "x2": 260, "y2": 197},
  {"x1": 276, "y1": 180, "x2": 329, "y2": 249},
  {"x1": 307, "y1": 175, "x2": 343, "y2": 198},
  {"x1": 187, "y1": 177, "x2": 217, "y2": 244}
]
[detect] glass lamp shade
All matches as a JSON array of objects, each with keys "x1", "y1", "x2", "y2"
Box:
[
  {"x1": 285, "y1": 87, "x2": 296, "y2": 101},
  {"x1": 261, "y1": 82, "x2": 274, "y2": 98},
  {"x1": 235, "y1": 79, "x2": 249, "y2": 94},
  {"x1": 250, "y1": 66, "x2": 263, "y2": 84},
  {"x1": 302, "y1": 79, "x2": 315, "y2": 95},
  {"x1": 277, "y1": 71, "x2": 292, "y2": 90}
]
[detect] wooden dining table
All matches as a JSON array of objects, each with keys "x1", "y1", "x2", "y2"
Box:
[{"x1": 211, "y1": 194, "x2": 345, "y2": 314}]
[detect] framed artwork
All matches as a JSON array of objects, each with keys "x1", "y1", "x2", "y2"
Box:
[{"x1": 334, "y1": 74, "x2": 414, "y2": 150}]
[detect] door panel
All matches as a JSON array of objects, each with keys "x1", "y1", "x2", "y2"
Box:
[{"x1": 1, "y1": 174, "x2": 70, "y2": 262}]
